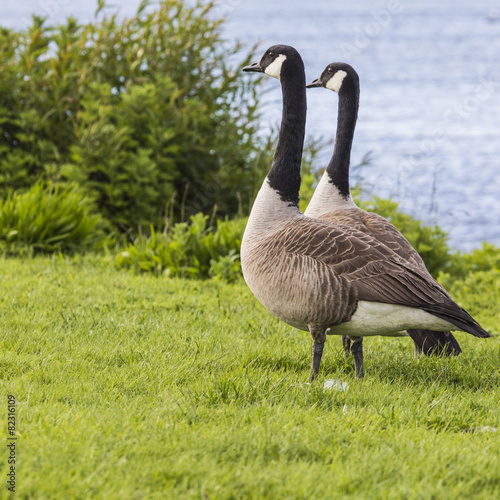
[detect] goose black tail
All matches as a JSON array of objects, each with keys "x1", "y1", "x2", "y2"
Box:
[
  {"x1": 422, "y1": 303, "x2": 491, "y2": 339},
  {"x1": 407, "y1": 330, "x2": 462, "y2": 356}
]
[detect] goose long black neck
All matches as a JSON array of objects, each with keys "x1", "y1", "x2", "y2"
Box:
[
  {"x1": 326, "y1": 88, "x2": 359, "y2": 198},
  {"x1": 267, "y1": 60, "x2": 307, "y2": 206}
]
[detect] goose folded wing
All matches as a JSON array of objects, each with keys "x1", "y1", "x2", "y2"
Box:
[
  {"x1": 279, "y1": 219, "x2": 410, "y2": 275},
  {"x1": 321, "y1": 210, "x2": 425, "y2": 267},
  {"x1": 277, "y1": 220, "x2": 489, "y2": 337},
  {"x1": 357, "y1": 211, "x2": 426, "y2": 267},
  {"x1": 279, "y1": 220, "x2": 442, "y2": 304}
]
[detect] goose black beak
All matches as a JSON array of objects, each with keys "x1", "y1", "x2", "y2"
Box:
[
  {"x1": 243, "y1": 61, "x2": 263, "y2": 73},
  {"x1": 306, "y1": 77, "x2": 322, "y2": 88}
]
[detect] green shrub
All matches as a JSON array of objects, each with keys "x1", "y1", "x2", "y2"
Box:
[
  {"x1": 448, "y1": 243, "x2": 500, "y2": 278},
  {"x1": 438, "y1": 243, "x2": 500, "y2": 289},
  {"x1": 116, "y1": 214, "x2": 246, "y2": 282},
  {"x1": 0, "y1": 1, "x2": 274, "y2": 231},
  {"x1": 64, "y1": 79, "x2": 180, "y2": 229},
  {"x1": 209, "y1": 251, "x2": 241, "y2": 283},
  {"x1": 0, "y1": 182, "x2": 105, "y2": 255},
  {"x1": 440, "y1": 268, "x2": 500, "y2": 330}
]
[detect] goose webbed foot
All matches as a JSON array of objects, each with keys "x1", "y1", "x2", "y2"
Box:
[
  {"x1": 309, "y1": 328, "x2": 327, "y2": 382},
  {"x1": 342, "y1": 335, "x2": 351, "y2": 359},
  {"x1": 349, "y1": 337, "x2": 364, "y2": 379}
]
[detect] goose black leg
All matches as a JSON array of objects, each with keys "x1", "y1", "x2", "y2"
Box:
[
  {"x1": 341, "y1": 335, "x2": 351, "y2": 359},
  {"x1": 309, "y1": 328, "x2": 327, "y2": 382},
  {"x1": 349, "y1": 337, "x2": 364, "y2": 379}
]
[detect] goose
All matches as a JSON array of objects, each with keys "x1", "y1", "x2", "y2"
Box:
[
  {"x1": 305, "y1": 62, "x2": 462, "y2": 361},
  {"x1": 241, "y1": 45, "x2": 490, "y2": 380}
]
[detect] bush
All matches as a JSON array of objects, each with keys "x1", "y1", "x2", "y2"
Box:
[
  {"x1": 0, "y1": 182, "x2": 105, "y2": 255},
  {"x1": 448, "y1": 243, "x2": 500, "y2": 278},
  {"x1": 440, "y1": 268, "x2": 500, "y2": 330},
  {"x1": 438, "y1": 243, "x2": 500, "y2": 289},
  {"x1": 116, "y1": 213, "x2": 246, "y2": 282},
  {"x1": 0, "y1": 1, "x2": 274, "y2": 231}
]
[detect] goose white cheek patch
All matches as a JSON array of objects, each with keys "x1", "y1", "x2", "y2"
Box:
[
  {"x1": 264, "y1": 54, "x2": 287, "y2": 80},
  {"x1": 326, "y1": 70, "x2": 348, "y2": 92}
]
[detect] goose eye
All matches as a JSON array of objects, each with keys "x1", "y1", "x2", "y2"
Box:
[
  {"x1": 328, "y1": 67, "x2": 334, "y2": 73},
  {"x1": 268, "y1": 51, "x2": 275, "y2": 58}
]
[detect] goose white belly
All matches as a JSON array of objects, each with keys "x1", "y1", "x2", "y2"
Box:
[{"x1": 329, "y1": 301, "x2": 456, "y2": 337}]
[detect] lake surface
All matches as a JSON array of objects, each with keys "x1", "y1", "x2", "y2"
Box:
[{"x1": 2, "y1": 0, "x2": 499, "y2": 250}]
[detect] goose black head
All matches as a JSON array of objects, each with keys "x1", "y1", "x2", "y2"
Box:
[
  {"x1": 307, "y1": 62, "x2": 359, "y2": 95},
  {"x1": 243, "y1": 45, "x2": 303, "y2": 81}
]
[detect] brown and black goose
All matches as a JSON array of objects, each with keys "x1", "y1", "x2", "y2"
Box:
[
  {"x1": 305, "y1": 62, "x2": 462, "y2": 362},
  {"x1": 241, "y1": 45, "x2": 490, "y2": 380}
]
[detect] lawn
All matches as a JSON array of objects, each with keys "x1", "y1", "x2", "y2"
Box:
[{"x1": 1, "y1": 256, "x2": 499, "y2": 499}]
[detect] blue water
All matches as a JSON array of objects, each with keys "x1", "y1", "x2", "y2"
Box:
[{"x1": 2, "y1": 0, "x2": 499, "y2": 250}]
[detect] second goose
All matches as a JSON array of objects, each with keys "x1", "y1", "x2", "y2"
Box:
[{"x1": 305, "y1": 62, "x2": 461, "y2": 361}]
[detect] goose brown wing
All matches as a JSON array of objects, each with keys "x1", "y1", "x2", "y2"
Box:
[
  {"x1": 320, "y1": 209, "x2": 425, "y2": 268},
  {"x1": 277, "y1": 218, "x2": 389, "y2": 274},
  {"x1": 275, "y1": 219, "x2": 490, "y2": 338},
  {"x1": 357, "y1": 211, "x2": 426, "y2": 267},
  {"x1": 277, "y1": 218, "x2": 439, "y2": 307}
]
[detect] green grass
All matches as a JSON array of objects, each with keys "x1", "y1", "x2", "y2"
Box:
[{"x1": 1, "y1": 256, "x2": 499, "y2": 499}]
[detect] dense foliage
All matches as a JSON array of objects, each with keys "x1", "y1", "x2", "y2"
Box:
[
  {"x1": 0, "y1": 182, "x2": 105, "y2": 255},
  {"x1": 116, "y1": 213, "x2": 245, "y2": 282},
  {"x1": 0, "y1": 0, "x2": 272, "y2": 230}
]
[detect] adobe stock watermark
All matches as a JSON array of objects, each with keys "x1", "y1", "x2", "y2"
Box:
[
  {"x1": 400, "y1": 76, "x2": 498, "y2": 175},
  {"x1": 7, "y1": 395, "x2": 17, "y2": 494},
  {"x1": 341, "y1": 0, "x2": 403, "y2": 58}
]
